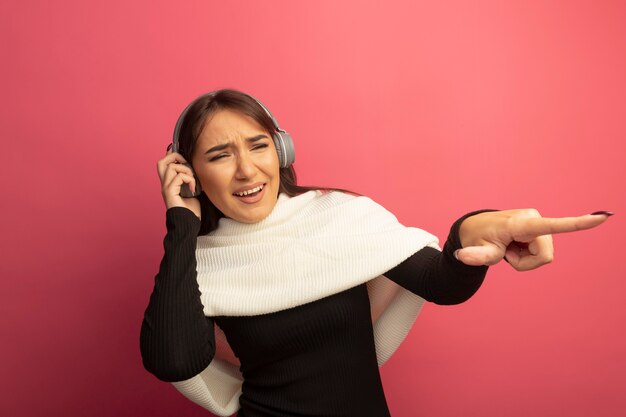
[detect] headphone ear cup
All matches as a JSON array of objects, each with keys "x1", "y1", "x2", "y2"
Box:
[{"x1": 273, "y1": 130, "x2": 295, "y2": 168}]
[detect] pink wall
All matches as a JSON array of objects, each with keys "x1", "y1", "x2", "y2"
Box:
[{"x1": 2, "y1": 0, "x2": 624, "y2": 416}]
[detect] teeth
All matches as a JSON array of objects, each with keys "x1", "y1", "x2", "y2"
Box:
[{"x1": 234, "y1": 184, "x2": 264, "y2": 196}]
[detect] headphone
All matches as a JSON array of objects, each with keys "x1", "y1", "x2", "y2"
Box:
[{"x1": 171, "y1": 90, "x2": 296, "y2": 198}]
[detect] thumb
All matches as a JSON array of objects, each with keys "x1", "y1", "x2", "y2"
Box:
[{"x1": 454, "y1": 244, "x2": 503, "y2": 266}]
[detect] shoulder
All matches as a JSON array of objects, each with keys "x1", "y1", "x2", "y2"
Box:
[{"x1": 312, "y1": 191, "x2": 396, "y2": 222}]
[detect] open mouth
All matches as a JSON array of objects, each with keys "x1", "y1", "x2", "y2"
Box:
[{"x1": 232, "y1": 183, "x2": 265, "y2": 198}]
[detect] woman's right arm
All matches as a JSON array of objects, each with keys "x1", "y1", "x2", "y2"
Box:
[
  {"x1": 140, "y1": 149, "x2": 214, "y2": 382},
  {"x1": 140, "y1": 206, "x2": 215, "y2": 382}
]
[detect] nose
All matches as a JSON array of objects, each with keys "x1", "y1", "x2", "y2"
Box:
[{"x1": 234, "y1": 152, "x2": 257, "y2": 180}]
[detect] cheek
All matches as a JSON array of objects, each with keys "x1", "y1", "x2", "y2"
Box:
[
  {"x1": 262, "y1": 151, "x2": 280, "y2": 175},
  {"x1": 195, "y1": 166, "x2": 229, "y2": 193}
]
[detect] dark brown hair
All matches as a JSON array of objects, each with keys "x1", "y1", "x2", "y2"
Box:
[{"x1": 175, "y1": 88, "x2": 358, "y2": 235}]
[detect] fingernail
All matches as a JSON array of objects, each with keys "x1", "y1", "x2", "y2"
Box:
[
  {"x1": 453, "y1": 249, "x2": 461, "y2": 261},
  {"x1": 166, "y1": 143, "x2": 173, "y2": 151},
  {"x1": 591, "y1": 211, "x2": 614, "y2": 217}
]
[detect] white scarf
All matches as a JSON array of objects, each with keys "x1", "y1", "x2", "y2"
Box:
[{"x1": 172, "y1": 190, "x2": 440, "y2": 416}]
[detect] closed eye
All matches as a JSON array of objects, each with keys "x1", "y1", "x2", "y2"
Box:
[
  {"x1": 209, "y1": 144, "x2": 268, "y2": 162},
  {"x1": 209, "y1": 153, "x2": 229, "y2": 161}
]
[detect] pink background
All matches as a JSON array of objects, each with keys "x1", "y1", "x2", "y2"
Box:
[{"x1": 2, "y1": 1, "x2": 625, "y2": 416}]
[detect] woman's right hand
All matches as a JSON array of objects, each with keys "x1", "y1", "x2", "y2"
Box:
[{"x1": 156, "y1": 149, "x2": 201, "y2": 219}]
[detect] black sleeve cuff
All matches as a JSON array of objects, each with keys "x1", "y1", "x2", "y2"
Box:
[{"x1": 443, "y1": 209, "x2": 500, "y2": 274}]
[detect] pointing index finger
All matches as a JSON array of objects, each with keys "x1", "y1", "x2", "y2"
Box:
[{"x1": 511, "y1": 213, "x2": 611, "y2": 240}]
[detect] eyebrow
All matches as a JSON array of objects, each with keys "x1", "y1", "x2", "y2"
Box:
[{"x1": 204, "y1": 134, "x2": 269, "y2": 155}]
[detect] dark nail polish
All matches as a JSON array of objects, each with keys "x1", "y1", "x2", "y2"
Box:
[
  {"x1": 166, "y1": 143, "x2": 173, "y2": 151},
  {"x1": 591, "y1": 211, "x2": 614, "y2": 216}
]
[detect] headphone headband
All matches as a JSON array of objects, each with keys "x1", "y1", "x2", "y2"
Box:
[
  {"x1": 172, "y1": 90, "x2": 284, "y2": 149},
  {"x1": 172, "y1": 91, "x2": 215, "y2": 151},
  {"x1": 171, "y1": 89, "x2": 295, "y2": 169}
]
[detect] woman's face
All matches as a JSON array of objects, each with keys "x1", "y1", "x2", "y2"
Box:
[{"x1": 191, "y1": 108, "x2": 280, "y2": 224}]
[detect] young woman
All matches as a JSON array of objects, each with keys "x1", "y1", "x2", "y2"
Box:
[{"x1": 140, "y1": 89, "x2": 611, "y2": 417}]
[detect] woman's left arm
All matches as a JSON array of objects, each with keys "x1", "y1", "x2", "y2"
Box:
[
  {"x1": 384, "y1": 209, "x2": 612, "y2": 305},
  {"x1": 384, "y1": 209, "x2": 497, "y2": 305}
]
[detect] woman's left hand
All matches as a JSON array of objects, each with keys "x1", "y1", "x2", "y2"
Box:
[{"x1": 455, "y1": 209, "x2": 613, "y2": 271}]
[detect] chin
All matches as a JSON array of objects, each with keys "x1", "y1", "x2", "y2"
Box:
[
  {"x1": 229, "y1": 209, "x2": 270, "y2": 224},
  {"x1": 227, "y1": 201, "x2": 276, "y2": 224}
]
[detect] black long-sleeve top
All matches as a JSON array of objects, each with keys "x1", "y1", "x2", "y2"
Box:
[{"x1": 140, "y1": 207, "x2": 492, "y2": 416}]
